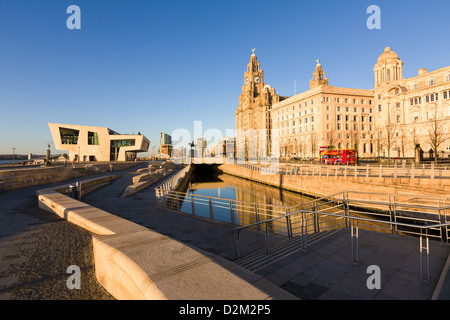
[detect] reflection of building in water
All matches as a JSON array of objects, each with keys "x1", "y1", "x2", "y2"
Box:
[{"x1": 219, "y1": 174, "x2": 308, "y2": 227}]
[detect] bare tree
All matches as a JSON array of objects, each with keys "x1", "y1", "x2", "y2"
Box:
[
  {"x1": 350, "y1": 118, "x2": 361, "y2": 164},
  {"x1": 373, "y1": 123, "x2": 384, "y2": 163},
  {"x1": 382, "y1": 122, "x2": 399, "y2": 164},
  {"x1": 425, "y1": 107, "x2": 449, "y2": 165},
  {"x1": 310, "y1": 132, "x2": 318, "y2": 160},
  {"x1": 399, "y1": 127, "x2": 409, "y2": 159},
  {"x1": 326, "y1": 128, "x2": 339, "y2": 152}
]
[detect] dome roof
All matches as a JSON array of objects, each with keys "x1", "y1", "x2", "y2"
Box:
[{"x1": 377, "y1": 47, "x2": 399, "y2": 63}]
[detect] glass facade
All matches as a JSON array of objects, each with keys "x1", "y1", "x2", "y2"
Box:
[
  {"x1": 59, "y1": 127, "x2": 79, "y2": 144},
  {"x1": 88, "y1": 131, "x2": 99, "y2": 145},
  {"x1": 110, "y1": 139, "x2": 136, "y2": 161}
]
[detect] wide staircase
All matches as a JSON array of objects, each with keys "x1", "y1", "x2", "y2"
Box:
[{"x1": 235, "y1": 229, "x2": 340, "y2": 273}]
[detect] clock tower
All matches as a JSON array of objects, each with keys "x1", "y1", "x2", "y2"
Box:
[{"x1": 235, "y1": 50, "x2": 284, "y2": 160}]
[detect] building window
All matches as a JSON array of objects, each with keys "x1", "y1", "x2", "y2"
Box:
[
  {"x1": 446, "y1": 73, "x2": 450, "y2": 82},
  {"x1": 429, "y1": 77, "x2": 435, "y2": 86},
  {"x1": 59, "y1": 127, "x2": 79, "y2": 145},
  {"x1": 396, "y1": 115, "x2": 400, "y2": 123},
  {"x1": 378, "y1": 105, "x2": 382, "y2": 112},
  {"x1": 88, "y1": 132, "x2": 99, "y2": 145}
]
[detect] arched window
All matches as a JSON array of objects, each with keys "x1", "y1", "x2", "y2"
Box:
[
  {"x1": 429, "y1": 77, "x2": 435, "y2": 86},
  {"x1": 446, "y1": 73, "x2": 450, "y2": 82},
  {"x1": 412, "y1": 82, "x2": 418, "y2": 90}
]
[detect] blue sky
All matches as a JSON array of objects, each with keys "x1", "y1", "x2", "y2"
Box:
[{"x1": 0, "y1": 0, "x2": 449, "y2": 155}]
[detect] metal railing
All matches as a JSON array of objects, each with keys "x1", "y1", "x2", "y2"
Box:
[
  {"x1": 154, "y1": 164, "x2": 191, "y2": 191},
  {"x1": 231, "y1": 191, "x2": 450, "y2": 283},
  {"x1": 238, "y1": 162, "x2": 450, "y2": 179}
]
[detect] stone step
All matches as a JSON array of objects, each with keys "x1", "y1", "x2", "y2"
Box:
[{"x1": 235, "y1": 229, "x2": 340, "y2": 272}]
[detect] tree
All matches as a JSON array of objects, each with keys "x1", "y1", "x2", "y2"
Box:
[
  {"x1": 310, "y1": 132, "x2": 318, "y2": 160},
  {"x1": 425, "y1": 107, "x2": 449, "y2": 165},
  {"x1": 399, "y1": 127, "x2": 409, "y2": 159},
  {"x1": 326, "y1": 128, "x2": 339, "y2": 152},
  {"x1": 382, "y1": 122, "x2": 398, "y2": 164}
]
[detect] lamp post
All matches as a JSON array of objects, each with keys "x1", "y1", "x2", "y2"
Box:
[{"x1": 12, "y1": 148, "x2": 15, "y2": 166}]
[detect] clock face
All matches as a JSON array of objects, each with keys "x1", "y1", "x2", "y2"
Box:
[{"x1": 254, "y1": 76, "x2": 261, "y2": 84}]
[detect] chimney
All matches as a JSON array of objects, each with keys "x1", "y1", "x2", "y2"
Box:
[{"x1": 418, "y1": 68, "x2": 428, "y2": 76}]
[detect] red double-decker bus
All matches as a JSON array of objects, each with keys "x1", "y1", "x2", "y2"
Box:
[{"x1": 319, "y1": 147, "x2": 356, "y2": 165}]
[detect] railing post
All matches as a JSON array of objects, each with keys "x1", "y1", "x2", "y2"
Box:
[
  {"x1": 176, "y1": 193, "x2": 180, "y2": 211},
  {"x1": 439, "y1": 203, "x2": 448, "y2": 244},
  {"x1": 209, "y1": 197, "x2": 214, "y2": 220},
  {"x1": 389, "y1": 195, "x2": 398, "y2": 237},
  {"x1": 313, "y1": 201, "x2": 319, "y2": 234},
  {"x1": 411, "y1": 162, "x2": 415, "y2": 179},
  {"x1": 265, "y1": 221, "x2": 271, "y2": 255},
  {"x1": 234, "y1": 230, "x2": 241, "y2": 260},
  {"x1": 230, "y1": 200, "x2": 235, "y2": 227},
  {"x1": 379, "y1": 163, "x2": 382, "y2": 178},
  {"x1": 344, "y1": 192, "x2": 350, "y2": 229},
  {"x1": 191, "y1": 194, "x2": 195, "y2": 217},
  {"x1": 286, "y1": 214, "x2": 292, "y2": 238},
  {"x1": 351, "y1": 222, "x2": 359, "y2": 265},
  {"x1": 255, "y1": 204, "x2": 261, "y2": 231},
  {"x1": 420, "y1": 229, "x2": 430, "y2": 283},
  {"x1": 302, "y1": 211, "x2": 308, "y2": 251}
]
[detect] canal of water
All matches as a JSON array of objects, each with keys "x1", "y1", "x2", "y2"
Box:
[{"x1": 170, "y1": 165, "x2": 428, "y2": 238}]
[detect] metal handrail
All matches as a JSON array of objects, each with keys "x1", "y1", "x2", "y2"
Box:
[{"x1": 232, "y1": 203, "x2": 449, "y2": 282}]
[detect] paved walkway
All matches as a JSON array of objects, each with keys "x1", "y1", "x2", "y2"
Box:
[
  {"x1": 1, "y1": 162, "x2": 450, "y2": 300},
  {"x1": 80, "y1": 166, "x2": 450, "y2": 300}
]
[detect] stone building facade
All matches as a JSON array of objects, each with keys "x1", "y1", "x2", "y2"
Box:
[
  {"x1": 235, "y1": 50, "x2": 287, "y2": 160},
  {"x1": 235, "y1": 47, "x2": 450, "y2": 161},
  {"x1": 271, "y1": 62, "x2": 374, "y2": 159},
  {"x1": 373, "y1": 47, "x2": 450, "y2": 159}
]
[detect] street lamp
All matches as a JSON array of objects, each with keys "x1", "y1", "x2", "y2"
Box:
[{"x1": 12, "y1": 147, "x2": 15, "y2": 165}]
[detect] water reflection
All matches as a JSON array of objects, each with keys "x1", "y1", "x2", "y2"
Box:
[{"x1": 177, "y1": 173, "x2": 328, "y2": 233}]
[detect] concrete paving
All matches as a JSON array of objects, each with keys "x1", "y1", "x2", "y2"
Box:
[
  {"x1": 80, "y1": 165, "x2": 450, "y2": 300},
  {"x1": 1, "y1": 162, "x2": 450, "y2": 300}
]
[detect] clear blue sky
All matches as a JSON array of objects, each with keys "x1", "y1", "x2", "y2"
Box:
[{"x1": 1, "y1": 0, "x2": 449, "y2": 155}]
